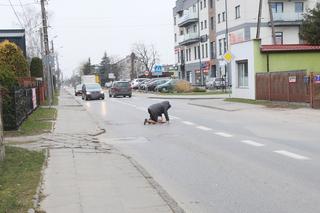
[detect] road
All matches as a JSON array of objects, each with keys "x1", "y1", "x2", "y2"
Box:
[{"x1": 75, "y1": 90, "x2": 320, "y2": 213}]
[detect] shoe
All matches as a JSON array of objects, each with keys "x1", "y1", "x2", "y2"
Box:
[{"x1": 144, "y1": 119, "x2": 147, "y2": 125}]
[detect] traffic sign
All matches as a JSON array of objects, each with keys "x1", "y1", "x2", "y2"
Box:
[
  {"x1": 223, "y1": 51, "x2": 233, "y2": 63},
  {"x1": 153, "y1": 65, "x2": 163, "y2": 73},
  {"x1": 315, "y1": 75, "x2": 320, "y2": 84}
]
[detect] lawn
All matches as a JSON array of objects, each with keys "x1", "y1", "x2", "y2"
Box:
[
  {"x1": 225, "y1": 98, "x2": 307, "y2": 109},
  {"x1": 4, "y1": 107, "x2": 57, "y2": 137},
  {"x1": 0, "y1": 146, "x2": 45, "y2": 212},
  {"x1": 42, "y1": 90, "x2": 60, "y2": 106}
]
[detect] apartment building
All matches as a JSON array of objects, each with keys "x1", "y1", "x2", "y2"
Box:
[
  {"x1": 116, "y1": 53, "x2": 145, "y2": 80},
  {"x1": 173, "y1": 0, "x2": 217, "y2": 85},
  {"x1": 215, "y1": 0, "x2": 319, "y2": 84}
]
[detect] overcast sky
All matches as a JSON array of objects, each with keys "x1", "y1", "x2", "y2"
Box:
[{"x1": 0, "y1": 0, "x2": 176, "y2": 78}]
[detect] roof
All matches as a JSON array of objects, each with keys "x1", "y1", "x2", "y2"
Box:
[{"x1": 261, "y1": 44, "x2": 320, "y2": 53}]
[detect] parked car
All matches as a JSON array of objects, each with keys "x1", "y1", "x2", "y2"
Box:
[
  {"x1": 131, "y1": 78, "x2": 146, "y2": 89},
  {"x1": 155, "y1": 79, "x2": 180, "y2": 92},
  {"x1": 205, "y1": 78, "x2": 215, "y2": 89},
  {"x1": 213, "y1": 77, "x2": 226, "y2": 89},
  {"x1": 104, "y1": 81, "x2": 113, "y2": 88},
  {"x1": 138, "y1": 79, "x2": 154, "y2": 90},
  {"x1": 146, "y1": 79, "x2": 170, "y2": 91},
  {"x1": 82, "y1": 83, "x2": 105, "y2": 101},
  {"x1": 74, "y1": 84, "x2": 83, "y2": 96},
  {"x1": 109, "y1": 81, "x2": 132, "y2": 98}
]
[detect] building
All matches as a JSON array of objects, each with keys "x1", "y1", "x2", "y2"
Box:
[
  {"x1": 173, "y1": 0, "x2": 217, "y2": 85},
  {"x1": 0, "y1": 29, "x2": 26, "y2": 57},
  {"x1": 116, "y1": 53, "x2": 145, "y2": 80},
  {"x1": 230, "y1": 39, "x2": 320, "y2": 102},
  {"x1": 215, "y1": 0, "x2": 320, "y2": 86}
]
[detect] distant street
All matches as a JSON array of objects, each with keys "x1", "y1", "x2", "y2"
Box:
[{"x1": 76, "y1": 90, "x2": 320, "y2": 213}]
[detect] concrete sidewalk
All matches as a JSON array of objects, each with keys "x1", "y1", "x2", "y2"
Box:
[{"x1": 39, "y1": 89, "x2": 177, "y2": 213}]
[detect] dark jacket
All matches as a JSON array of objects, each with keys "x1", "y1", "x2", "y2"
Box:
[{"x1": 148, "y1": 101, "x2": 171, "y2": 121}]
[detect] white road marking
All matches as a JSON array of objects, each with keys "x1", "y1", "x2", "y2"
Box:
[
  {"x1": 196, "y1": 126, "x2": 212, "y2": 131},
  {"x1": 241, "y1": 140, "x2": 265, "y2": 147},
  {"x1": 214, "y1": 132, "x2": 233, "y2": 138},
  {"x1": 170, "y1": 115, "x2": 181, "y2": 120},
  {"x1": 273, "y1": 150, "x2": 310, "y2": 160},
  {"x1": 182, "y1": 121, "x2": 195, "y2": 126}
]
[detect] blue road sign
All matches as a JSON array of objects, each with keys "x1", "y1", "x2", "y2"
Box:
[{"x1": 153, "y1": 65, "x2": 163, "y2": 73}]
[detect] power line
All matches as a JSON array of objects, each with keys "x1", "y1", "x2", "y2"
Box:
[
  {"x1": 18, "y1": 0, "x2": 29, "y2": 24},
  {"x1": 8, "y1": 0, "x2": 24, "y2": 27}
]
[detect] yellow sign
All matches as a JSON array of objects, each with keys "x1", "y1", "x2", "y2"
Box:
[{"x1": 223, "y1": 51, "x2": 233, "y2": 63}]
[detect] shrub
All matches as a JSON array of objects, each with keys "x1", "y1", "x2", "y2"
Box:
[
  {"x1": 30, "y1": 57, "x2": 43, "y2": 78},
  {"x1": 0, "y1": 40, "x2": 29, "y2": 77},
  {"x1": 175, "y1": 80, "x2": 192, "y2": 93},
  {"x1": 192, "y1": 87, "x2": 206, "y2": 93}
]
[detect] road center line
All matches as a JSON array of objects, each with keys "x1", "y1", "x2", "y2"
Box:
[
  {"x1": 214, "y1": 132, "x2": 233, "y2": 138},
  {"x1": 196, "y1": 126, "x2": 212, "y2": 131},
  {"x1": 241, "y1": 140, "x2": 265, "y2": 147},
  {"x1": 182, "y1": 121, "x2": 195, "y2": 126},
  {"x1": 273, "y1": 150, "x2": 310, "y2": 160}
]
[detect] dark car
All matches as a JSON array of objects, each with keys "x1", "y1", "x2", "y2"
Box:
[
  {"x1": 155, "y1": 79, "x2": 179, "y2": 92},
  {"x1": 82, "y1": 83, "x2": 105, "y2": 101},
  {"x1": 138, "y1": 79, "x2": 153, "y2": 90},
  {"x1": 213, "y1": 77, "x2": 226, "y2": 89},
  {"x1": 109, "y1": 81, "x2": 132, "y2": 98},
  {"x1": 146, "y1": 79, "x2": 170, "y2": 91},
  {"x1": 74, "y1": 84, "x2": 83, "y2": 96}
]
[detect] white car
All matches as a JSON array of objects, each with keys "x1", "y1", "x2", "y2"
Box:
[
  {"x1": 131, "y1": 78, "x2": 147, "y2": 89},
  {"x1": 104, "y1": 82, "x2": 113, "y2": 88}
]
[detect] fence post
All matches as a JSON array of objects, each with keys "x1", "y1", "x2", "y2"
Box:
[
  {"x1": 310, "y1": 72, "x2": 314, "y2": 108},
  {"x1": 268, "y1": 73, "x2": 271, "y2": 100},
  {"x1": 0, "y1": 89, "x2": 5, "y2": 161},
  {"x1": 287, "y1": 72, "x2": 290, "y2": 102}
]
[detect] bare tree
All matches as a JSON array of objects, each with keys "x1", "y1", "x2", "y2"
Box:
[
  {"x1": 18, "y1": 6, "x2": 42, "y2": 59},
  {"x1": 132, "y1": 43, "x2": 159, "y2": 73}
]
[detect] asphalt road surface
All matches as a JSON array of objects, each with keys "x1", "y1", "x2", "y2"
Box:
[{"x1": 76, "y1": 91, "x2": 320, "y2": 213}]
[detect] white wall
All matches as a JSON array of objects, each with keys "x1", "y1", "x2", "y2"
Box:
[{"x1": 231, "y1": 40, "x2": 256, "y2": 99}]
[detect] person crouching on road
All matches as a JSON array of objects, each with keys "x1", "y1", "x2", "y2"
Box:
[{"x1": 144, "y1": 101, "x2": 171, "y2": 125}]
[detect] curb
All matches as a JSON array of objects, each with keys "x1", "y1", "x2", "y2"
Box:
[{"x1": 122, "y1": 154, "x2": 185, "y2": 213}]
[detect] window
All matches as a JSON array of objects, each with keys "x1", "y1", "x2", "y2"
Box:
[
  {"x1": 186, "y1": 49, "x2": 189, "y2": 61},
  {"x1": 181, "y1": 50, "x2": 185, "y2": 63},
  {"x1": 204, "y1": 20, "x2": 207, "y2": 29},
  {"x1": 211, "y1": 65, "x2": 217, "y2": 78},
  {"x1": 275, "y1": 32, "x2": 283, "y2": 44},
  {"x1": 222, "y1": 12, "x2": 226, "y2": 21},
  {"x1": 295, "y1": 2, "x2": 304, "y2": 13},
  {"x1": 174, "y1": 17, "x2": 176, "y2": 25},
  {"x1": 237, "y1": 60, "x2": 248, "y2": 87},
  {"x1": 178, "y1": 52, "x2": 180, "y2": 63},
  {"x1": 210, "y1": 41, "x2": 216, "y2": 59},
  {"x1": 186, "y1": 27, "x2": 189, "y2": 34},
  {"x1": 219, "y1": 39, "x2": 223, "y2": 55},
  {"x1": 200, "y1": 1, "x2": 203, "y2": 10},
  {"x1": 194, "y1": 46, "x2": 197, "y2": 60},
  {"x1": 180, "y1": 30, "x2": 184, "y2": 35},
  {"x1": 209, "y1": 0, "x2": 213, "y2": 8},
  {"x1": 218, "y1": 14, "x2": 221, "y2": 23},
  {"x1": 193, "y1": 24, "x2": 197, "y2": 32},
  {"x1": 204, "y1": 0, "x2": 207, "y2": 8},
  {"x1": 223, "y1": 38, "x2": 227, "y2": 53},
  {"x1": 205, "y1": 43, "x2": 208, "y2": 58},
  {"x1": 271, "y1": 2, "x2": 283, "y2": 13},
  {"x1": 235, "y1": 5, "x2": 240, "y2": 19},
  {"x1": 198, "y1": 46, "x2": 200, "y2": 59},
  {"x1": 201, "y1": 22, "x2": 203, "y2": 30},
  {"x1": 174, "y1": 33, "x2": 177, "y2": 42},
  {"x1": 189, "y1": 49, "x2": 192, "y2": 61},
  {"x1": 210, "y1": 17, "x2": 214, "y2": 30},
  {"x1": 193, "y1": 4, "x2": 197, "y2": 12},
  {"x1": 201, "y1": 44, "x2": 205, "y2": 59}
]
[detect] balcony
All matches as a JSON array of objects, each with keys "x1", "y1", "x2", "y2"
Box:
[
  {"x1": 178, "y1": 12, "x2": 199, "y2": 27},
  {"x1": 271, "y1": 12, "x2": 304, "y2": 26},
  {"x1": 179, "y1": 32, "x2": 200, "y2": 46}
]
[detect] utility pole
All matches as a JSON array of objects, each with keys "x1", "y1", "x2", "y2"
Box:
[
  {"x1": 40, "y1": 0, "x2": 53, "y2": 107},
  {"x1": 268, "y1": 0, "x2": 276, "y2": 44},
  {"x1": 197, "y1": 0, "x2": 203, "y2": 86},
  {"x1": 256, "y1": 0, "x2": 263, "y2": 39}
]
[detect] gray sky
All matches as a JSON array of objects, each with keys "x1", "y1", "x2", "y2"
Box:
[{"x1": 0, "y1": 0, "x2": 176, "y2": 78}]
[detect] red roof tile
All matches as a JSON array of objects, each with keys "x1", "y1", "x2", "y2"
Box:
[{"x1": 261, "y1": 44, "x2": 320, "y2": 52}]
